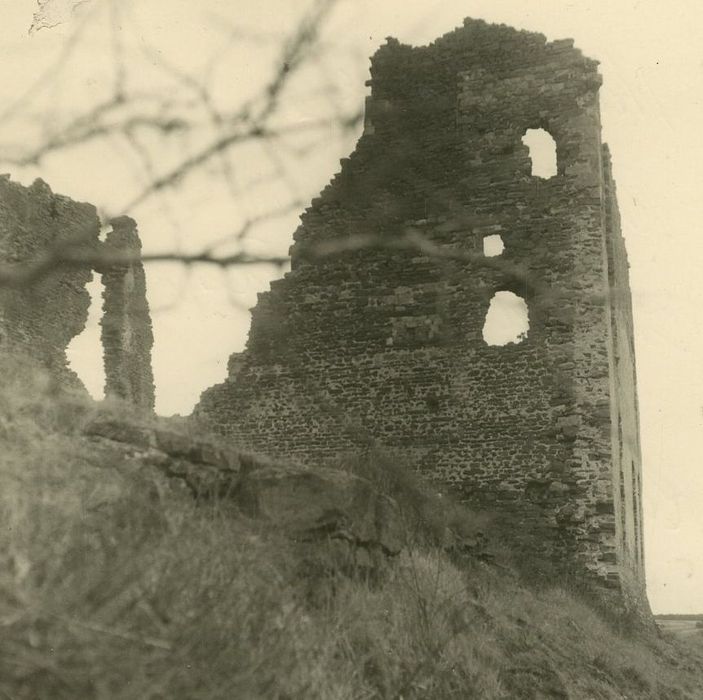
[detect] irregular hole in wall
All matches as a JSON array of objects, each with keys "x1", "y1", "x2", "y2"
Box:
[
  {"x1": 66, "y1": 271, "x2": 105, "y2": 400},
  {"x1": 482, "y1": 291, "x2": 529, "y2": 346},
  {"x1": 483, "y1": 234, "x2": 504, "y2": 257},
  {"x1": 522, "y1": 128, "x2": 558, "y2": 178}
]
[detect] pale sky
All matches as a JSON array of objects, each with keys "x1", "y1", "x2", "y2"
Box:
[{"x1": 0, "y1": 0, "x2": 701, "y2": 614}]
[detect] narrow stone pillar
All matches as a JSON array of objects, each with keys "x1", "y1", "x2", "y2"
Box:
[{"x1": 100, "y1": 216, "x2": 155, "y2": 412}]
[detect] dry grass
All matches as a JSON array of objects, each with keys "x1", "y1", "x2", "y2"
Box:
[
  {"x1": 2, "y1": 355, "x2": 703, "y2": 699},
  {"x1": 339, "y1": 448, "x2": 491, "y2": 550}
]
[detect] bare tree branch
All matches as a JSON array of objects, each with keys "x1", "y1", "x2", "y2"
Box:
[
  {"x1": 121, "y1": 112, "x2": 361, "y2": 211},
  {"x1": 0, "y1": 0, "x2": 358, "y2": 217},
  {"x1": 0, "y1": 244, "x2": 289, "y2": 289},
  {"x1": 0, "y1": 226, "x2": 616, "y2": 309}
]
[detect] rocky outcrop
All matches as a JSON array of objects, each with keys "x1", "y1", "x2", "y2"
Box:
[{"x1": 82, "y1": 415, "x2": 409, "y2": 573}]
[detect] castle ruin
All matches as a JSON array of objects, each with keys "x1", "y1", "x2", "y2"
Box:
[
  {"x1": 0, "y1": 18, "x2": 648, "y2": 610},
  {"x1": 0, "y1": 176, "x2": 154, "y2": 411},
  {"x1": 196, "y1": 20, "x2": 647, "y2": 606}
]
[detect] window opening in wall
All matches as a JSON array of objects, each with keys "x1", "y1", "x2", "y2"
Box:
[
  {"x1": 522, "y1": 128, "x2": 558, "y2": 178},
  {"x1": 483, "y1": 234, "x2": 504, "y2": 257},
  {"x1": 66, "y1": 272, "x2": 105, "y2": 400},
  {"x1": 482, "y1": 291, "x2": 529, "y2": 346}
]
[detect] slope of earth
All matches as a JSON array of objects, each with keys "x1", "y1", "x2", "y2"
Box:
[{"x1": 1, "y1": 355, "x2": 702, "y2": 700}]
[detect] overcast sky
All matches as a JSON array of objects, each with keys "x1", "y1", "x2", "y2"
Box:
[{"x1": 1, "y1": 0, "x2": 702, "y2": 614}]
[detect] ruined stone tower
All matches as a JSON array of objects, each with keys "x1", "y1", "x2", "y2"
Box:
[{"x1": 197, "y1": 20, "x2": 646, "y2": 605}]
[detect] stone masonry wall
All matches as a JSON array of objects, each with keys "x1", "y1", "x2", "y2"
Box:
[
  {"x1": 0, "y1": 176, "x2": 99, "y2": 390},
  {"x1": 0, "y1": 177, "x2": 154, "y2": 411},
  {"x1": 196, "y1": 20, "x2": 646, "y2": 606},
  {"x1": 100, "y1": 216, "x2": 155, "y2": 411},
  {"x1": 602, "y1": 146, "x2": 646, "y2": 596}
]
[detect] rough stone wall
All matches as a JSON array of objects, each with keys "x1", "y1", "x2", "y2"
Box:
[
  {"x1": 0, "y1": 177, "x2": 154, "y2": 412},
  {"x1": 196, "y1": 20, "x2": 646, "y2": 605},
  {"x1": 100, "y1": 216, "x2": 155, "y2": 411},
  {"x1": 602, "y1": 146, "x2": 646, "y2": 596},
  {"x1": 0, "y1": 176, "x2": 99, "y2": 390}
]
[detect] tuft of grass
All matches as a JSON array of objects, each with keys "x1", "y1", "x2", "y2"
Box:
[{"x1": 2, "y1": 354, "x2": 703, "y2": 698}]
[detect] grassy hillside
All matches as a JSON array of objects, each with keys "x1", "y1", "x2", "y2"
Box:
[{"x1": 2, "y1": 357, "x2": 703, "y2": 699}]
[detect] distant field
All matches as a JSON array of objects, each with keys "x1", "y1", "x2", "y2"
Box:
[{"x1": 657, "y1": 618, "x2": 703, "y2": 637}]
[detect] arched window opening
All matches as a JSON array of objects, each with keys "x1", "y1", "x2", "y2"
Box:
[
  {"x1": 522, "y1": 128, "x2": 558, "y2": 179},
  {"x1": 66, "y1": 271, "x2": 105, "y2": 400},
  {"x1": 483, "y1": 234, "x2": 504, "y2": 257},
  {"x1": 482, "y1": 291, "x2": 529, "y2": 346}
]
